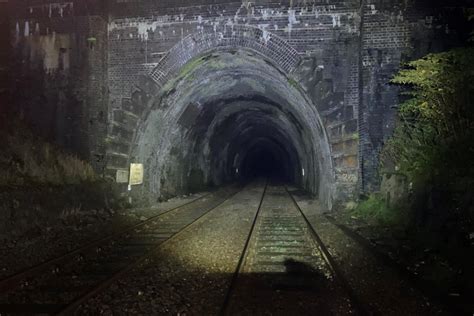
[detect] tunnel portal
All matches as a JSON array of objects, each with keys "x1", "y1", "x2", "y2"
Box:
[
  {"x1": 132, "y1": 49, "x2": 334, "y2": 208},
  {"x1": 8, "y1": 0, "x2": 454, "y2": 212},
  {"x1": 3, "y1": 2, "x2": 469, "y2": 312}
]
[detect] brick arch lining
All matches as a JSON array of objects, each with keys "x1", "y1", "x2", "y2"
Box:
[
  {"x1": 106, "y1": 25, "x2": 337, "y2": 205},
  {"x1": 106, "y1": 26, "x2": 304, "y2": 177},
  {"x1": 148, "y1": 24, "x2": 301, "y2": 87}
]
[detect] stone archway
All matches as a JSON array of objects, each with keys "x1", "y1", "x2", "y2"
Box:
[{"x1": 106, "y1": 25, "x2": 337, "y2": 209}]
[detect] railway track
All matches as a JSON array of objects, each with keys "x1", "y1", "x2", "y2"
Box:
[
  {"x1": 221, "y1": 185, "x2": 365, "y2": 315},
  {"x1": 324, "y1": 214, "x2": 468, "y2": 315},
  {"x1": 0, "y1": 186, "x2": 241, "y2": 315},
  {"x1": 1, "y1": 182, "x2": 449, "y2": 315}
]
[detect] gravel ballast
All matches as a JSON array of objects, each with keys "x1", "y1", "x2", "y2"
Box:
[
  {"x1": 79, "y1": 182, "x2": 265, "y2": 315},
  {"x1": 0, "y1": 192, "x2": 205, "y2": 279},
  {"x1": 290, "y1": 187, "x2": 448, "y2": 316}
]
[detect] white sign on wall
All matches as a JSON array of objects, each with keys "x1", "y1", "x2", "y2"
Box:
[{"x1": 129, "y1": 163, "x2": 144, "y2": 185}]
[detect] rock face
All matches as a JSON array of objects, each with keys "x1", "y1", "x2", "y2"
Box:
[{"x1": 5, "y1": 0, "x2": 469, "y2": 207}]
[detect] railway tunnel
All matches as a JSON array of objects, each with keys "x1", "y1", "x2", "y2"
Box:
[
  {"x1": 1, "y1": 0, "x2": 473, "y2": 314},
  {"x1": 132, "y1": 49, "x2": 334, "y2": 206}
]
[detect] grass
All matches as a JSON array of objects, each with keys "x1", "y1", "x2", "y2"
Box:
[
  {"x1": 350, "y1": 193, "x2": 406, "y2": 226},
  {"x1": 0, "y1": 116, "x2": 98, "y2": 186}
]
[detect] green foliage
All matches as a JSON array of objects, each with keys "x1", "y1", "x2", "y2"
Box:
[
  {"x1": 351, "y1": 194, "x2": 403, "y2": 226},
  {"x1": 381, "y1": 48, "x2": 474, "y2": 185}
]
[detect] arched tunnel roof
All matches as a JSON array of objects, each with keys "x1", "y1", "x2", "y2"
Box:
[{"x1": 134, "y1": 49, "x2": 335, "y2": 208}]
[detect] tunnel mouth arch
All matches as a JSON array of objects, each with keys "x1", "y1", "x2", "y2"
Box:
[
  {"x1": 147, "y1": 24, "x2": 301, "y2": 89},
  {"x1": 130, "y1": 48, "x2": 335, "y2": 208}
]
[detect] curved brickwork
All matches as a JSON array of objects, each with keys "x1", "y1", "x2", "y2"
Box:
[
  {"x1": 105, "y1": 2, "x2": 365, "y2": 202},
  {"x1": 149, "y1": 24, "x2": 301, "y2": 87}
]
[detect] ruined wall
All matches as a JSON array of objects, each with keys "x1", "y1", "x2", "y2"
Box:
[{"x1": 7, "y1": 1, "x2": 108, "y2": 170}]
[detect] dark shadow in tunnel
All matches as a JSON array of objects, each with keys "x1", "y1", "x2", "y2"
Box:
[
  {"x1": 238, "y1": 139, "x2": 294, "y2": 184},
  {"x1": 241, "y1": 148, "x2": 285, "y2": 181}
]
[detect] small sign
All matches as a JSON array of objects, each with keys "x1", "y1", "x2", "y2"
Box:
[
  {"x1": 129, "y1": 163, "x2": 144, "y2": 185},
  {"x1": 116, "y1": 169, "x2": 129, "y2": 184}
]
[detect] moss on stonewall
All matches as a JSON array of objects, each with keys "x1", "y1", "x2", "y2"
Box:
[
  {"x1": 288, "y1": 77, "x2": 300, "y2": 89},
  {"x1": 161, "y1": 55, "x2": 210, "y2": 94}
]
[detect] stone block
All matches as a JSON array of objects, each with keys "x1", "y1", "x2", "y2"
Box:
[{"x1": 334, "y1": 154, "x2": 358, "y2": 169}]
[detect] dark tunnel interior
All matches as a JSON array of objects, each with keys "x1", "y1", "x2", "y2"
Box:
[
  {"x1": 206, "y1": 108, "x2": 303, "y2": 187},
  {"x1": 239, "y1": 140, "x2": 292, "y2": 182},
  {"x1": 134, "y1": 50, "x2": 335, "y2": 207}
]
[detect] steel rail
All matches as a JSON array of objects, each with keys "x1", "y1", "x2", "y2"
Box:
[
  {"x1": 0, "y1": 191, "x2": 214, "y2": 294},
  {"x1": 325, "y1": 214, "x2": 464, "y2": 315},
  {"x1": 57, "y1": 186, "x2": 244, "y2": 315},
  {"x1": 285, "y1": 187, "x2": 368, "y2": 316},
  {"x1": 219, "y1": 181, "x2": 268, "y2": 316}
]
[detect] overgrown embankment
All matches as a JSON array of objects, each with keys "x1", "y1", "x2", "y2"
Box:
[
  {"x1": 342, "y1": 45, "x2": 473, "y2": 306},
  {"x1": 0, "y1": 114, "x2": 124, "y2": 239},
  {"x1": 356, "y1": 47, "x2": 474, "y2": 236}
]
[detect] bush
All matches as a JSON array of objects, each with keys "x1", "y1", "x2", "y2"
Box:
[
  {"x1": 382, "y1": 47, "x2": 474, "y2": 184},
  {"x1": 379, "y1": 47, "x2": 474, "y2": 230}
]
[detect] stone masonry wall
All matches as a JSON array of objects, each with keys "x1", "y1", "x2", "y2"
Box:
[
  {"x1": 7, "y1": 0, "x2": 470, "y2": 203},
  {"x1": 106, "y1": 0, "x2": 362, "y2": 201},
  {"x1": 7, "y1": 0, "x2": 108, "y2": 171},
  {"x1": 359, "y1": 0, "x2": 470, "y2": 192},
  {"x1": 0, "y1": 0, "x2": 10, "y2": 110}
]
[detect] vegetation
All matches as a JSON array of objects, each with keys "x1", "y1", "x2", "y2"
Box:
[
  {"x1": 351, "y1": 194, "x2": 404, "y2": 226},
  {"x1": 0, "y1": 117, "x2": 99, "y2": 186},
  {"x1": 369, "y1": 46, "x2": 474, "y2": 231},
  {"x1": 382, "y1": 48, "x2": 474, "y2": 182},
  {"x1": 351, "y1": 7, "x2": 474, "y2": 234},
  {"x1": 351, "y1": 46, "x2": 474, "y2": 298},
  {"x1": 161, "y1": 55, "x2": 209, "y2": 94}
]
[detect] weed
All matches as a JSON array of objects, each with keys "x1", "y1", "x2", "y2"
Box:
[{"x1": 351, "y1": 194, "x2": 406, "y2": 226}]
